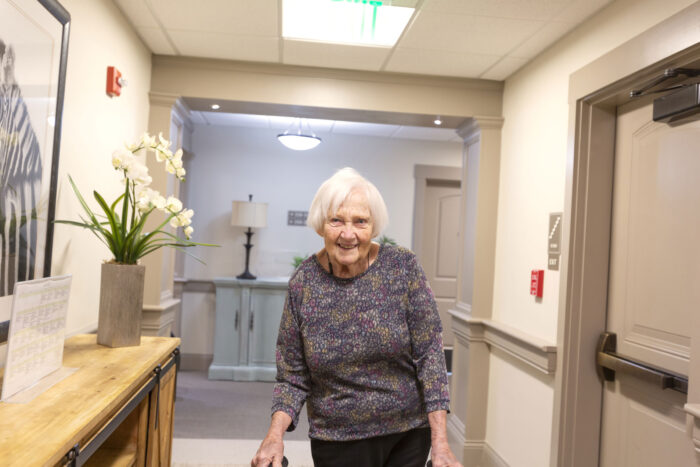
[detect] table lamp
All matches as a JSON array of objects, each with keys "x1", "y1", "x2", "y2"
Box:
[{"x1": 231, "y1": 194, "x2": 268, "y2": 279}]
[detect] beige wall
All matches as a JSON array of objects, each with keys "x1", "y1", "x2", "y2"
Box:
[
  {"x1": 50, "y1": 0, "x2": 152, "y2": 335},
  {"x1": 485, "y1": 0, "x2": 697, "y2": 465}
]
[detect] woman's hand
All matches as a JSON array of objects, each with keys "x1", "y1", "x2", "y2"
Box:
[
  {"x1": 251, "y1": 433, "x2": 284, "y2": 467},
  {"x1": 427, "y1": 410, "x2": 464, "y2": 467},
  {"x1": 251, "y1": 411, "x2": 292, "y2": 467},
  {"x1": 430, "y1": 438, "x2": 463, "y2": 467}
]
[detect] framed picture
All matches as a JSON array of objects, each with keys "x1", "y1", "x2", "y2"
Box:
[{"x1": 0, "y1": 0, "x2": 70, "y2": 342}]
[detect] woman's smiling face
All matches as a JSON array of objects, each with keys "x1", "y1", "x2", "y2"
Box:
[{"x1": 322, "y1": 190, "x2": 374, "y2": 273}]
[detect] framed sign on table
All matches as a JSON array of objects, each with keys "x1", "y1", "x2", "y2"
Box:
[{"x1": 0, "y1": 0, "x2": 70, "y2": 343}]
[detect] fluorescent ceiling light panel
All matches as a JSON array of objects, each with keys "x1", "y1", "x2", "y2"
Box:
[{"x1": 283, "y1": 0, "x2": 414, "y2": 47}]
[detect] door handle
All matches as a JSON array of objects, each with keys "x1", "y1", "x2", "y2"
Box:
[
  {"x1": 234, "y1": 310, "x2": 239, "y2": 330},
  {"x1": 250, "y1": 312, "x2": 254, "y2": 331},
  {"x1": 596, "y1": 332, "x2": 688, "y2": 394}
]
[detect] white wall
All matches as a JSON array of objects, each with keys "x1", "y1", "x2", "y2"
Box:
[
  {"x1": 486, "y1": 0, "x2": 697, "y2": 465},
  {"x1": 178, "y1": 124, "x2": 462, "y2": 356},
  {"x1": 50, "y1": 0, "x2": 152, "y2": 335}
]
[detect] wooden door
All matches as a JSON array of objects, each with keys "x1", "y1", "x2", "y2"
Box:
[
  {"x1": 599, "y1": 98, "x2": 700, "y2": 465},
  {"x1": 420, "y1": 179, "x2": 461, "y2": 347}
]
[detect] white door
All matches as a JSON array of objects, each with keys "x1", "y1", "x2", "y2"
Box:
[
  {"x1": 420, "y1": 179, "x2": 461, "y2": 347},
  {"x1": 599, "y1": 98, "x2": 700, "y2": 465}
]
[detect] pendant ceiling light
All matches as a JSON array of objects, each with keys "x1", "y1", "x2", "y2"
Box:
[{"x1": 277, "y1": 118, "x2": 322, "y2": 151}]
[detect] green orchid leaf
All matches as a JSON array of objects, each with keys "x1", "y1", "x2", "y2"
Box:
[{"x1": 93, "y1": 190, "x2": 123, "y2": 255}]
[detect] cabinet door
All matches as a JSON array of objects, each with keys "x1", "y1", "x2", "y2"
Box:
[
  {"x1": 212, "y1": 285, "x2": 243, "y2": 366},
  {"x1": 248, "y1": 288, "x2": 286, "y2": 366}
]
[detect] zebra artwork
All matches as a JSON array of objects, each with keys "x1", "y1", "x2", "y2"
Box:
[{"x1": 0, "y1": 38, "x2": 44, "y2": 297}]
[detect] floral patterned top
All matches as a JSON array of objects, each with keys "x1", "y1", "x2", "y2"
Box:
[{"x1": 271, "y1": 244, "x2": 450, "y2": 441}]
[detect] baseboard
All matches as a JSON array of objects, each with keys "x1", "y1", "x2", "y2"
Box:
[
  {"x1": 180, "y1": 353, "x2": 213, "y2": 371},
  {"x1": 463, "y1": 441, "x2": 509, "y2": 467},
  {"x1": 483, "y1": 442, "x2": 509, "y2": 467},
  {"x1": 447, "y1": 414, "x2": 465, "y2": 464}
]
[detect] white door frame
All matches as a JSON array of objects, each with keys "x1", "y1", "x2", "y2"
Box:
[
  {"x1": 553, "y1": 4, "x2": 700, "y2": 465},
  {"x1": 411, "y1": 164, "x2": 461, "y2": 259}
]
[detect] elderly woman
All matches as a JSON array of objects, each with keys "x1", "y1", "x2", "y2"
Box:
[{"x1": 252, "y1": 168, "x2": 461, "y2": 467}]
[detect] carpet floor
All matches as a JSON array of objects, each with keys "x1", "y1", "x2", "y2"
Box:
[
  {"x1": 173, "y1": 370, "x2": 310, "y2": 440},
  {"x1": 172, "y1": 370, "x2": 313, "y2": 466}
]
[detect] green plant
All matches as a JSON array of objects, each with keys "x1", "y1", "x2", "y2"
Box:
[
  {"x1": 292, "y1": 254, "x2": 309, "y2": 269},
  {"x1": 56, "y1": 133, "x2": 216, "y2": 264},
  {"x1": 378, "y1": 235, "x2": 397, "y2": 246}
]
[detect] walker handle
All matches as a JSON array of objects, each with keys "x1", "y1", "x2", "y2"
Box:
[{"x1": 267, "y1": 456, "x2": 288, "y2": 467}]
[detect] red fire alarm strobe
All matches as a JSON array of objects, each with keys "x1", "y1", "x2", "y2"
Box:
[
  {"x1": 106, "y1": 66, "x2": 122, "y2": 97},
  {"x1": 530, "y1": 270, "x2": 544, "y2": 298}
]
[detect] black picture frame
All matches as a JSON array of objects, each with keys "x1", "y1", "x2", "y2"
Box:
[{"x1": 0, "y1": 0, "x2": 70, "y2": 343}]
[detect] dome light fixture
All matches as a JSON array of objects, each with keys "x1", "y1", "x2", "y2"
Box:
[
  {"x1": 211, "y1": 104, "x2": 221, "y2": 110},
  {"x1": 434, "y1": 116, "x2": 442, "y2": 126},
  {"x1": 277, "y1": 118, "x2": 322, "y2": 151}
]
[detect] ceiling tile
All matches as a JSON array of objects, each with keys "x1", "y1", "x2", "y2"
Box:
[
  {"x1": 399, "y1": 11, "x2": 544, "y2": 56},
  {"x1": 392, "y1": 126, "x2": 459, "y2": 141},
  {"x1": 553, "y1": 0, "x2": 613, "y2": 22},
  {"x1": 508, "y1": 20, "x2": 575, "y2": 59},
  {"x1": 479, "y1": 56, "x2": 530, "y2": 80},
  {"x1": 149, "y1": 0, "x2": 278, "y2": 35},
  {"x1": 113, "y1": 0, "x2": 160, "y2": 28},
  {"x1": 283, "y1": 40, "x2": 390, "y2": 72},
  {"x1": 168, "y1": 31, "x2": 279, "y2": 62},
  {"x1": 332, "y1": 121, "x2": 399, "y2": 138},
  {"x1": 385, "y1": 48, "x2": 500, "y2": 78},
  {"x1": 136, "y1": 27, "x2": 176, "y2": 55},
  {"x1": 423, "y1": 0, "x2": 574, "y2": 21}
]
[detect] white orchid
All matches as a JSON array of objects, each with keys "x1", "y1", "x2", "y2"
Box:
[
  {"x1": 165, "y1": 196, "x2": 183, "y2": 213},
  {"x1": 57, "y1": 133, "x2": 215, "y2": 264},
  {"x1": 142, "y1": 132, "x2": 156, "y2": 148},
  {"x1": 169, "y1": 208, "x2": 193, "y2": 228},
  {"x1": 124, "y1": 161, "x2": 152, "y2": 186}
]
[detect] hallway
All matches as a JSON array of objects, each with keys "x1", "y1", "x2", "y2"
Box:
[{"x1": 172, "y1": 370, "x2": 314, "y2": 466}]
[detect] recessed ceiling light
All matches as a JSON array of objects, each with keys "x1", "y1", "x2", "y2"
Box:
[
  {"x1": 283, "y1": 0, "x2": 414, "y2": 47},
  {"x1": 211, "y1": 104, "x2": 221, "y2": 110},
  {"x1": 434, "y1": 117, "x2": 442, "y2": 126}
]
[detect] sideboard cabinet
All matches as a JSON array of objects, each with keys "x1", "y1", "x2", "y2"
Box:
[
  {"x1": 0, "y1": 334, "x2": 180, "y2": 466},
  {"x1": 209, "y1": 277, "x2": 288, "y2": 381}
]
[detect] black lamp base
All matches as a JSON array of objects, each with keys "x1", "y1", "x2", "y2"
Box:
[
  {"x1": 237, "y1": 270, "x2": 257, "y2": 280},
  {"x1": 237, "y1": 227, "x2": 257, "y2": 280}
]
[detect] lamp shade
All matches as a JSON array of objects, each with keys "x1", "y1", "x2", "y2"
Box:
[{"x1": 231, "y1": 200, "x2": 268, "y2": 228}]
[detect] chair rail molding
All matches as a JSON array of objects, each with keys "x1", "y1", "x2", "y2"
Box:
[
  {"x1": 448, "y1": 310, "x2": 557, "y2": 374},
  {"x1": 684, "y1": 404, "x2": 700, "y2": 453}
]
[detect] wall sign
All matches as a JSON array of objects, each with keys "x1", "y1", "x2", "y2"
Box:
[
  {"x1": 287, "y1": 210, "x2": 308, "y2": 226},
  {"x1": 548, "y1": 212, "x2": 562, "y2": 271}
]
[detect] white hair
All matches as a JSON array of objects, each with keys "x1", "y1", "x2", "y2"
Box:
[{"x1": 307, "y1": 167, "x2": 388, "y2": 238}]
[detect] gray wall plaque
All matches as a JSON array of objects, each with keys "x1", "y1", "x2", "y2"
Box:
[
  {"x1": 548, "y1": 212, "x2": 562, "y2": 270},
  {"x1": 287, "y1": 210, "x2": 308, "y2": 226}
]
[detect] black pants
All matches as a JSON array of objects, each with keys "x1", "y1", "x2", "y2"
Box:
[{"x1": 310, "y1": 427, "x2": 431, "y2": 467}]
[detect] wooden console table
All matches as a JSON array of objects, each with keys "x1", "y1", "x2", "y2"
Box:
[{"x1": 0, "y1": 334, "x2": 180, "y2": 466}]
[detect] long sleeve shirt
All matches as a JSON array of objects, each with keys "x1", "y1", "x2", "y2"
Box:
[{"x1": 271, "y1": 244, "x2": 450, "y2": 441}]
